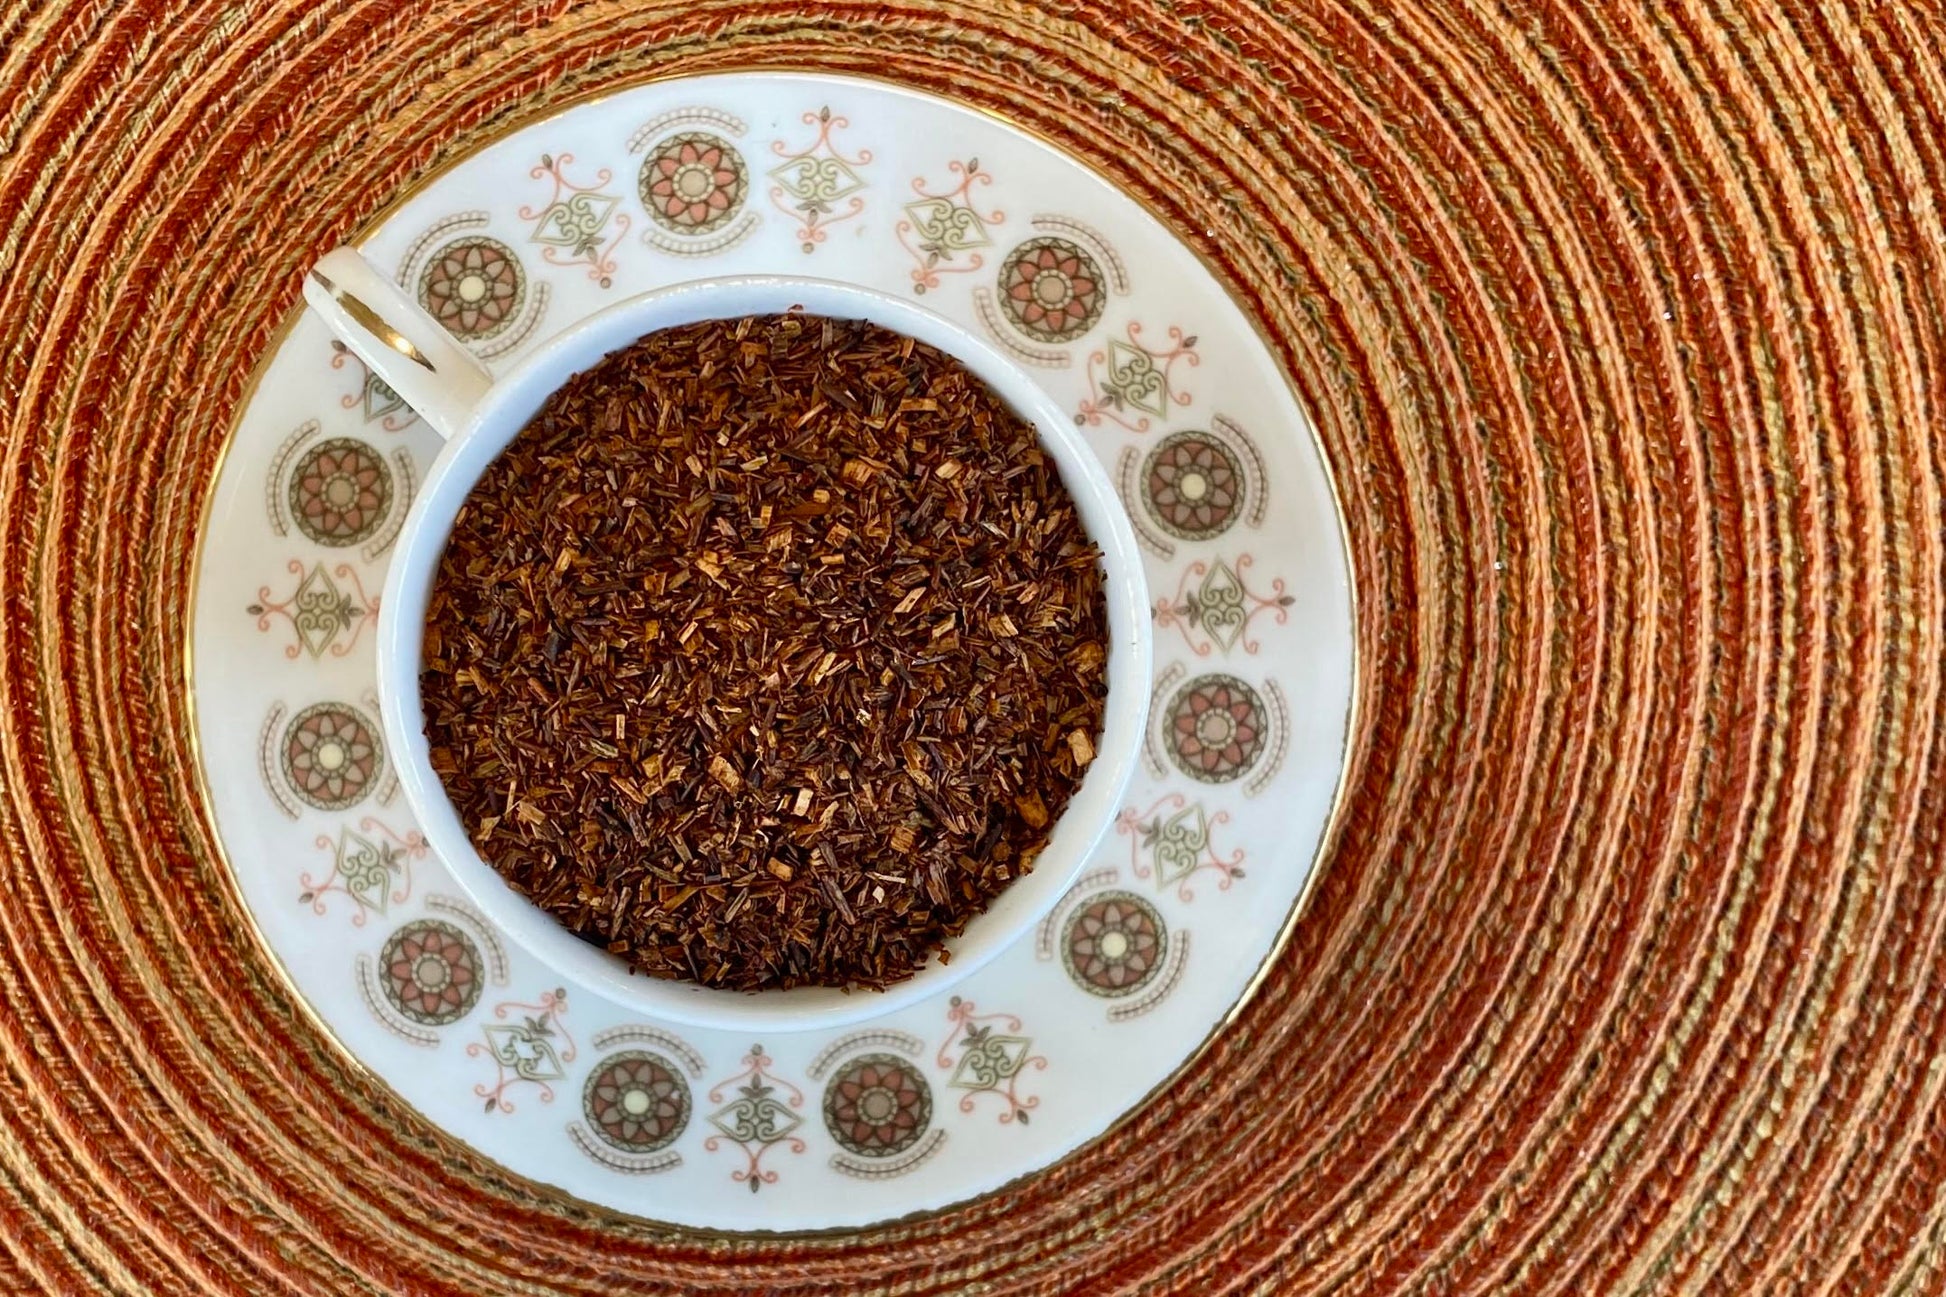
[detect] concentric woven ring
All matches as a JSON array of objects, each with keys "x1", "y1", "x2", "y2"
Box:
[{"x1": 4, "y1": 0, "x2": 1946, "y2": 1292}]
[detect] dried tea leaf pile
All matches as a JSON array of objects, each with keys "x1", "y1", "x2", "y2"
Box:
[{"x1": 422, "y1": 314, "x2": 1109, "y2": 992}]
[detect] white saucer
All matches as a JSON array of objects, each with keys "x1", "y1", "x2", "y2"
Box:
[{"x1": 190, "y1": 71, "x2": 1353, "y2": 1232}]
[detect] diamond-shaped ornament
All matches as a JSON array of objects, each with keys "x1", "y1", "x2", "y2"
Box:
[
  {"x1": 1150, "y1": 803, "x2": 1213, "y2": 889},
  {"x1": 483, "y1": 1024, "x2": 565, "y2": 1083},
  {"x1": 1104, "y1": 339, "x2": 1168, "y2": 417},
  {"x1": 1195, "y1": 560, "x2": 1249, "y2": 653},
  {"x1": 949, "y1": 1032, "x2": 1032, "y2": 1090},
  {"x1": 333, "y1": 828, "x2": 391, "y2": 916},
  {"x1": 710, "y1": 1089, "x2": 804, "y2": 1145},
  {"x1": 903, "y1": 197, "x2": 992, "y2": 261},
  {"x1": 361, "y1": 372, "x2": 408, "y2": 424},
  {"x1": 289, "y1": 563, "x2": 357, "y2": 659},
  {"x1": 770, "y1": 156, "x2": 864, "y2": 211},
  {"x1": 530, "y1": 192, "x2": 618, "y2": 253}
]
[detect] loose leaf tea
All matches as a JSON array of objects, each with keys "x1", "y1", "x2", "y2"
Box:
[{"x1": 422, "y1": 314, "x2": 1110, "y2": 992}]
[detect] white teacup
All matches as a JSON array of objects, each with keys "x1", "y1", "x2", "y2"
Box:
[{"x1": 305, "y1": 248, "x2": 1152, "y2": 1032}]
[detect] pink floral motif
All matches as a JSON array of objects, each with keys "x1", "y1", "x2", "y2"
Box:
[
  {"x1": 640, "y1": 132, "x2": 748, "y2": 233},
  {"x1": 823, "y1": 1054, "x2": 930, "y2": 1156},
  {"x1": 1062, "y1": 893, "x2": 1166, "y2": 996},
  {"x1": 1166, "y1": 675, "x2": 1267, "y2": 783},
  {"x1": 896, "y1": 159, "x2": 1003, "y2": 292},
  {"x1": 468, "y1": 988, "x2": 575, "y2": 1114},
  {"x1": 935, "y1": 997, "x2": 1046, "y2": 1124},
  {"x1": 1144, "y1": 433, "x2": 1242, "y2": 539},
  {"x1": 999, "y1": 237, "x2": 1104, "y2": 341},
  {"x1": 584, "y1": 1051, "x2": 690, "y2": 1152},
  {"x1": 703, "y1": 1045, "x2": 808, "y2": 1192},
  {"x1": 378, "y1": 920, "x2": 483, "y2": 1026},
  {"x1": 1116, "y1": 794, "x2": 1244, "y2": 902},
  {"x1": 282, "y1": 702, "x2": 383, "y2": 810},
  {"x1": 289, "y1": 439, "x2": 392, "y2": 546},
  {"x1": 418, "y1": 238, "x2": 524, "y2": 341},
  {"x1": 1154, "y1": 555, "x2": 1293, "y2": 657},
  {"x1": 769, "y1": 107, "x2": 872, "y2": 252},
  {"x1": 1076, "y1": 322, "x2": 1200, "y2": 433},
  {"x1": 298, "y1": 816, "x2": 427, "y2": 923}
]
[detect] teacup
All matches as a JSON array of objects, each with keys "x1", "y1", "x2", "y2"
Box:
[{"x1": 305, "y1": 247, "x2": 1152, "y2": 1032}]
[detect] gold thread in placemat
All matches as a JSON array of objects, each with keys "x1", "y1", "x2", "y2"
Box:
[{"x1": 5, "y1": 0, "x2": 1946, "y2": 1293}]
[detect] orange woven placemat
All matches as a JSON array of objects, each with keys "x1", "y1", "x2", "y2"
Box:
[{"x1": 6, "y1": 0, "x2": 1946, "y2": 1292}]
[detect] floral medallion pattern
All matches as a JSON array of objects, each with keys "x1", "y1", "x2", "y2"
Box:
[
  {"x1": 1061, "y1": 891, "x2": 1167, "y2": 997},
  {"x1": 824, "y1": 1054, "x2": 933, "y2": 1158},
  {"x1": 1121, "y1": 416, "x2": 1271, "y2": 559},
  {"x1": 266, "y1": 423, "x2": 412, "y2": 562},
  {"x1": 584, "y1": 1050, "x2": 692, "y2": 1153},
  {"x1": 566, "y1": 1028, "x2": 705, "y2": 1174},
  {"x1": 287, "y1": 439, "x2": 392, "y2": 547},
  {"x1": 1038, "y1": 872, "x2": 1193, "y2": 1021},
  {"x1": 418, "y1": 236, "x2": 526, "y2": 342},
  {"x1": 626, "y1": 108, "x2": 760, "y2": 257},
  {"x1": 1144, "y1": 431, "x2": 1243, "y2": 540},
  {"x1": 1164, "y1": 674, "x2": 1268, "y2": 783},
  {"x1": 804, "y1": 1032, "x2": 946, "y2": 1179},
  {"x1": 378, "y1": 919, "x2": 485, "y2": 1026},
  {"x1": 639, "y1": 132, "x2": 748, "y2": 235},
  {"x1": 997, "y1": 236, "x2": 1106, "y2": 342},
  {"x1": 395, "y1": 215, "x2": 549, "y2": 360},
  {"x1": 193, "y1": 73, "x2": 1352, "y2": 1231},
  {"x1": 280, "y1": 702, "x2": 382, "y2": 811}
]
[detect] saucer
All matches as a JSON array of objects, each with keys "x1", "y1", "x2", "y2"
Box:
[{"x1": 189, "y1": 71, "x2": 1353, "y2": 1232}]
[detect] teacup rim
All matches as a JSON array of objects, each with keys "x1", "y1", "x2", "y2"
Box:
[{"x1": 373, "y1": 273, "x2": 1153, "y2": 1033}]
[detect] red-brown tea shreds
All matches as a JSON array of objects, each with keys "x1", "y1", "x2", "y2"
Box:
[{"x1": 421, "y1": 314, "x2": 1109, "y2": 993}]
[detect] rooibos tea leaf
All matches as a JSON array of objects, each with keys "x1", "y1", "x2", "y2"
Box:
[{"x1": 421, "y1": 313, "x2": 1108, "y2": 992}]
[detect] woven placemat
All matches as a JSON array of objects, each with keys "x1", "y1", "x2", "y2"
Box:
[{"x1": 6, "y1": 0, "x2": 1946, "y2": 1292}]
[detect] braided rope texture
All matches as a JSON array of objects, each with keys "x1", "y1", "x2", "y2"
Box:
[{"x1": 6, "y1": 0, "x2": 1946, "y2": 1291}]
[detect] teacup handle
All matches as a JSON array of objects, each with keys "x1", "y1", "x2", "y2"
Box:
[{"x1": 302, "y1": 246, "x2": 494, "y2": 440}]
